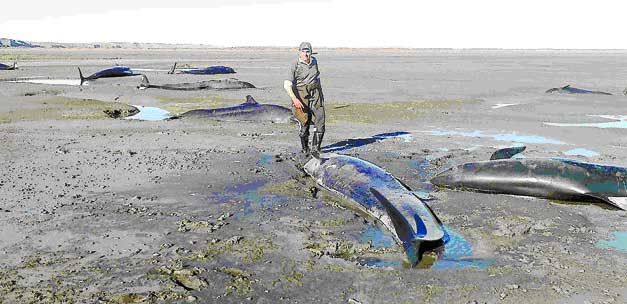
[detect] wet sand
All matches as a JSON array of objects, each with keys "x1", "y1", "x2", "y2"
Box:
[{"x1": 1, "y1": 48, "x2": 627, "y2": 303}]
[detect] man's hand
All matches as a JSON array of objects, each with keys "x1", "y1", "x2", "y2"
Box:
[{"x1": 292, "y1": 98, "x2": 304, "y2": 110}]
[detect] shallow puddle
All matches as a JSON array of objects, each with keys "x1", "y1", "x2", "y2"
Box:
[
  {"x1": 596, "y1": 231, "x2": 627, "y2": 252},
  {"x1": 360, "y1": 225, "x2": 396, "y2": 248},
  {"x1": 257, "y1": 153, "x2": 273, "y2": 166},
  {"x1": 7, "y1": 79, "x2": 83, "y2": 86},
  {"x1": 563, "y1": 148, "x2": 600, "y2": 157},
  {"x1": 217, "y1": 180, "x2": 287, "y2": 216},
  {"x1": 323, "y1": 131, "x2": 413, "y2": 153},
  {"x1": 430, "y1": 227, "x2": 494, "y2": 270},
  {"x1": 125, "y1": 105, "x2": 171, "y2": 121},
  {"x1": 357, "y1": 225, "x2": 493, "y2": 270},
  {"x1": 545, "y1": 115, "x2": 627, "y2": 129},
  {"x1": 491, "y1": 103, "x2": 519, "y2": 109},
  {"x1": 425, "y1": 129, "x2": 563, "y2": 145}
]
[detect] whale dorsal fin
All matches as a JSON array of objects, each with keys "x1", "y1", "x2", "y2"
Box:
[
  {"x1": 562, "y1": 84, "x2": 571, "y2": 89},
  {"x1": 245, "y1": 95, "x2": 258, "y2": 105}
]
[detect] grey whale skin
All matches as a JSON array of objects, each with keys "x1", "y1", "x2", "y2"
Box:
[
  {"x1": 137, "y1": 75, "x2": 254, "y2": 91},
  {"x1": 78, "y1": 66, "x2": 141, "y2": 85},
  {"x1": 431, "y1": 158, "x2": 627, "y2": 210},
  {"x1": 545, "y1": 84, "x2": 612, "y2": 95},
  {"x1": 174, "y1": 95, "x2": 294, "y2": 123},
  {"x1": 305, "y1": 153, "x2": 446, "y2": 264},
  {"x1": 0, "y1": 61, "x2": 17, "y2": 70}
]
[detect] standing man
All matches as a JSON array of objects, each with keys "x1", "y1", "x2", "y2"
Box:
[{"x1": 283, "y1": 42, "x2": 326, "y2": 159}]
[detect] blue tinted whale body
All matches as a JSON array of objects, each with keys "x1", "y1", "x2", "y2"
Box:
[
  {"x1": 431, "y1": 158, "x2": 627, "y2": 210},
  {"x1": 78, "y1": 66, "x2": 141, "y2": 85},
  {"x1": 176, "y1": 95, "x2": 293, "y2": 123},
  {"x1": 305, "y1": 153, "x2": 446, "y2": 264},
  {"x1": 137, "y1": 75, "x2": 254, "y2": 91},
  {"x1": 0, "y1": 61, "x2": 17, "y2": 70},
  {"x1": 546, "y1": 85, "x2": 612, "y2": 95},
  {"x1": 168, "y1": 62, "x2": 235, "y2": 75}
]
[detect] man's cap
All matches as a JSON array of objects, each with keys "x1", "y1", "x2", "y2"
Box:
[
  {"x1": 298, "y1": 42, "x2": 318, "y2": 54},
  {"x1": 299, "y1": 42, "x2": 312, "y2": 51}
]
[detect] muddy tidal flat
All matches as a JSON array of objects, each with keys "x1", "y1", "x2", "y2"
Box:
[{"x1": 1, "y1": 48, "x2": 627, "y2": 303}]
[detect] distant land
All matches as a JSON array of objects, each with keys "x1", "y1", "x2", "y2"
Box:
[{"x1": 0, "y1": 37, "x2": 217, "y2": 49}]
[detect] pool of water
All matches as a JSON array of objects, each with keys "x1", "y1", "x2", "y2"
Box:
[
  {"x1": 596, "y1": 231, "x2": 627, "y2": 252},
  {"x1": 214, "y1": 180, "x2": 287, "y2": 217},
  {"x1": 256, "y1": 153, "x2": 273, "y2": 166},
  {"x1": 360, "y1": 225, "x2": 396, "y2": 248},
  {"x1": 545, "y1": 115, "x2": 627, "y2": 129},
  {"x1": 125, "y1": 105, "x2": 171, "y2": 121},
  {"x1": 431, "y1": 226, "x2": 494, "y2": 270},
  {"x1": 424, "y1": 129, "x2": 563, "y2": 145},
  {"x1": 491, "y1": 103, "x2": 519, "y2": 109},
  {"x1": 8, "y1": 79, "x2": 83, "y2": 86},
  {"x1": 563, "y1": 148, "x2": 600, "y2": 158}
]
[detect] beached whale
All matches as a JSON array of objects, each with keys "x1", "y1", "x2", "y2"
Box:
[
  {"x1": 430, "y1": 158, "x2": 627, "y2": 210},
  {"x1": 137, "y1": 75, "x2": 254, "y2": 91},
  {"x1": 173, "y1": 95, "x2": 293, "y2": 123},
  {"x1": 545, "y1": 85, "x2": 612, "y2": 95},
  {"x1": 0, "y1": 61, "x2": 17, "y2": 70},
  {"x1": 78, "y1": 66, "x2": 142, "y2": 85},
  {"x1": 305, "y1": 153, "x2": 446, "y2": 264},
  {"x1": 167, "y1": 62, "x2": 235, "y2": 75}
]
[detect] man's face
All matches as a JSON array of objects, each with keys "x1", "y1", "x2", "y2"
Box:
[{"x1": 299, "y1": 49, "x2": 311, "y2": 63}]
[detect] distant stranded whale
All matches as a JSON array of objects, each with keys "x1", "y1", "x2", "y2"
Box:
[
  {"x1": 305, "y1": 153, "x2": 446, "y2": 264},
  {"x1": 431, "y1": 157, "x2": 627, "y2": 210},
  {"x1": 0, "y1": 61, "x2": 17, "y2": 70},
  {"x1": 545, "y1": 85, "x2": 612, "y2": 95},
  {"x1": 137, "y1": 75, "x2": 254, "y2": 91},
  {"x1": 78, "y1": 66, "x2": 142, "y2": 85},
  {"x1": 167, "y1": 62, "x2": 235, "y2": 75},
  {"x1": 173, "y1": 95, "x2": 294, "y2": 123}
]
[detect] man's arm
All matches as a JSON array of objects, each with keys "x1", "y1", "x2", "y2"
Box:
[{"x1": 283, "y1": 80, "x2": 304, "y2": 109}]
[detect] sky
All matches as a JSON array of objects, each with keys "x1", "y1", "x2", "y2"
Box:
[{"x1": 1, "y1": 0, "x2": 627, "y2": 49}]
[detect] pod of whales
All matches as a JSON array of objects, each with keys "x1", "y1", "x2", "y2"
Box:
[
  {"x1": 137, "y1": 75, "x2": 254, "y2": 91},
  {"x1": 305, "y1": 153, "x2": 445, "y2": 264},
  {"x1": 78, "y1": 66, "x2": 141, "y2": 85},
  {"x1": 431, "y1": 157, "x2": 627, "y2": 210},
  {"x1": 167, "y1": 62, "x2": 235, "y2": 75},
  {"x1": 0, "y1": 61, "x2": 17, "y2": 70},
  {"x1": 173, "y1": 95, "x2": 293, "y2": 123},
  {"x1": 545, "y1": 84, "x2": 612, "y2": 95}
]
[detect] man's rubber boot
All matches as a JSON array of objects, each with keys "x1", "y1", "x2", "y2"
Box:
[
  {"x1": 300, "y1": 136, "x2": 310, "y2": 156},
  {"x1": 311, "y1": 132, "x2": 324, "y2": 159}
]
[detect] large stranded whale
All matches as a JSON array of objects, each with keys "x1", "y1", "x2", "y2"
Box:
[
  {"x1": 431, "y1": 157, "x2": 627, "y2": 210},
  {"x1": 0, "y1": 61, "x2": 17, "y2": 70},
  {"x1": 173, "y1": 95, "x2": 294, "y2": 123},
  {"x1": 305, "y1": 153, "x2": 446, "y2": 264},
  {"x1": 167, "y1": 62, "x2": 235, "y2": 75},
  {"x1": 78, "y1": 66, "x2": 142, "y2": 85},
  {"x1": 545, "y1": 84, "x2": 612, "y2": 95},
  {"x1": 137, "y1": 75, "x2": 254, "y2": 90}
]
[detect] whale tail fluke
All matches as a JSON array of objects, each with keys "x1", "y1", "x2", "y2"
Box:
[
  {"x1": 585, "y1": 193, "x2": 627, "y2": 210},
  {"x1": 78, "y1": 67, "x2": 86, "y2": 86},
  {"x1": 168, "y1": 62, "x2": 177, "y2": 74}
]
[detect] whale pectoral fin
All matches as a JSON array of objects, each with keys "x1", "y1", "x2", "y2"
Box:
[
  {"x1": 490, "y1": 145, "x2": 526, "y2": 160},
  {"x1": 585, "y1": 193, "x2": 627, "y2": 210}
]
